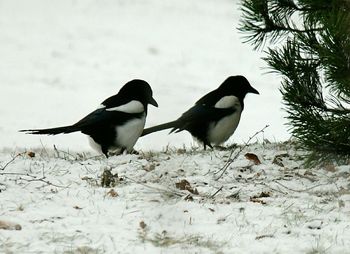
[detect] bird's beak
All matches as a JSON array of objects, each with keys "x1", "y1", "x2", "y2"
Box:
[
  {"x1": 249, "y1": 86, "x2": 259, "y2": 95},
  {"x1": 149, "y1": 97, "x2": 158, "y2": 107}
]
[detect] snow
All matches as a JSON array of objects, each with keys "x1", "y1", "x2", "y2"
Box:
[
  {"x1": 1, "y1": 144, "x2": 350, "y2": 253},
  {"x1": 1, "y1": 0, "x2": 349, "y2": 253}
]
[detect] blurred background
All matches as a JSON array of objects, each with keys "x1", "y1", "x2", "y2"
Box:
[{"x1": 0, "y1": 0, "x2": 289, "y2": 152}]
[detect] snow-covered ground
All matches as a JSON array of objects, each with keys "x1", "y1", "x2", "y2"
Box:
[
  {"x1": 1, "y1": 1, "x2": 349, "y2": 253},
  {"x1": 1, "y1": 143, "x2": 350, "y2": 253}
]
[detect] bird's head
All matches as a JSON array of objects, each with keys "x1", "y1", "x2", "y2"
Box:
[
  {"x1": 120, "y1": 79, "x2": 158, "y2": 108},
  {"x1": 219, "y1": 75, "x2": 259, "y2": 99}
]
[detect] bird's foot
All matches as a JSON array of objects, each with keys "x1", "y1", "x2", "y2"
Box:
[
  {"x1": 106, "y1": 149, "x2": 123, "y2": 157},
  {"x1": 106, "y1": 148, "x2": 139, "y2": 157},
  {"x1": 214, "y1": 144, "x2": 237, "y2": 151},
  {"x1": 213, "y1": 145, "x2": 227, "y2": 151},
  {"x1": 128, "y1": 149, "x2": 139, "y2": 155}
]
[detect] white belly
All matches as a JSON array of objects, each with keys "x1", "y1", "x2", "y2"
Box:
[
  {"x1": 208, "y1": 111, "x2": 242, "y2": 145},
  {"x1": 88, "y1": 115, "x2": 146, "y2": 155},
  {"x1": 115, "y1": 114, "x2": 146, "y2": 151},
  {"x1": 88, "y1": 136, "x2": 103, "y2": 154}
]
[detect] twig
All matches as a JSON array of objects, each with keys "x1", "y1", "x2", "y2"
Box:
[
  {"x1": 214, "y1": 125, "x2": 269, "y2": 180},
  {"x1": 273, "y1": 180, "x2": 329, "y2": 193},
  {"x1": 1, "y1": 171, "x2": 69, "y2": 188},
  {"x1": 54, "y1": 145, "x2": 78, "y2": 161},
  {"x1": 295, "y1": 172, "x2": 316, "y2": 182},
  {"x1": 124, "y1": 176, "x2": 183, "y2": 197},
  {"x1": 0, "y1": 172, "x2": 34, "y2": 176},
  {"x1": 39, "y1": 139, "x2": 49, "y2": 157},
  {"x1": 1, "y1": 168, "x2": 69, "y2": 189},
  {"x1": 210, "y1": 186, "x2": 223, "y2": 198},
  {"x1": 19, "y1": 175, "x2": 69, "y2": 189},
  {"x1": 256, "y1": 181, "x2": 288, "y2": 195},
  {"x1": 0, "y1": 152, "x2": 26, "y2": 171}
]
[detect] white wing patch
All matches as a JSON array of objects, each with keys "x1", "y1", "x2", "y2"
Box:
[
  {"x1": 215, "y1": 96, "x2": 240, "y2": 109},
  {"x1": 106, "y1": 100, "x2": 144, "y2": 114}
]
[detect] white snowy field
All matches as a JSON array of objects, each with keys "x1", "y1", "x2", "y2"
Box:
[
  {"x1": 1, "y1": 143, "x2": 350, "y2": 253},
  {"x1": 1, "y1": 1, "x2": 349, "y2": 254},
  {"x1": 0, "y1": 0, "x2": 289, "y2": 153}
]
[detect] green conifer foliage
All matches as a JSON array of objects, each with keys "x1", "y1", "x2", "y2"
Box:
[{"x1": 239, "y1": 0, "x2": 350, "y2": 164}]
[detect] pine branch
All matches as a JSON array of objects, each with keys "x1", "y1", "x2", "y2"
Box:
[
  {"x1": 239, "y1": 0, "x2": 323, "y2": 48},
  {"x1": 239, "y1": 0, "x2": 350, "y2": 164}
]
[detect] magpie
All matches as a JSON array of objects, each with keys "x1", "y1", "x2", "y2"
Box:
[
  {"x1": 20, "y1": 79, "x2": 158, "y2": 157},
  {"x1": 141, "y1": 75, "x2": 259, "y2": 149}
]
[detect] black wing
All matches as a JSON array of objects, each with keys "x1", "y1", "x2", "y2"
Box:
[
  {"x1": 73, "y1": 107, "x2": 143, "y2": 131},
  {"x1": 194, "y1": 89, "x2": 221, "y2": 106},
  {"x1": 100, "y1": 93, "x2": 131, "y2": 108},
  {"x1": 75, "y1": 107, "x2": 144, "y2": 153},
  {"x1": 171, "y1": 104, "x2": 236, "y2": 135}
]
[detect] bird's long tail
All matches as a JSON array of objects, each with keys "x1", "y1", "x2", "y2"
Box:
[
  {"x1": 141, "y1": 121, "x2": 179, "y2": 137},
  {"x1": 19, "y1": 125, "x2": 80, "y2": 135}
]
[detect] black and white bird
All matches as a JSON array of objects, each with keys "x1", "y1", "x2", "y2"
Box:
[
  {"x1": 20, "y1": 79, "x2": 158, "y2": 157},
  {"x1": 142, "y1": 75, "x2": 259, "y2": 149}
]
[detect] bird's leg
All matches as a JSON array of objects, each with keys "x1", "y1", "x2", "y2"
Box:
[
  {"x1": 214, "y1": 145, "x2": 229, "y2": 151},
  {"x1": 107, "y1": 149, "x2": 123, "y2": 157},
  {"x1": 203, "y1": 142, "x2": 213, "y2": 150},
  {"x1": 119, "y1": 148, "x2": 139, "y2": 155},
  {"x1": 129, "y1": 149, "x2": 139, "y2": 155},
  {"x1": 102, "y1": 147, "x2": 109, "y2": 158}
]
